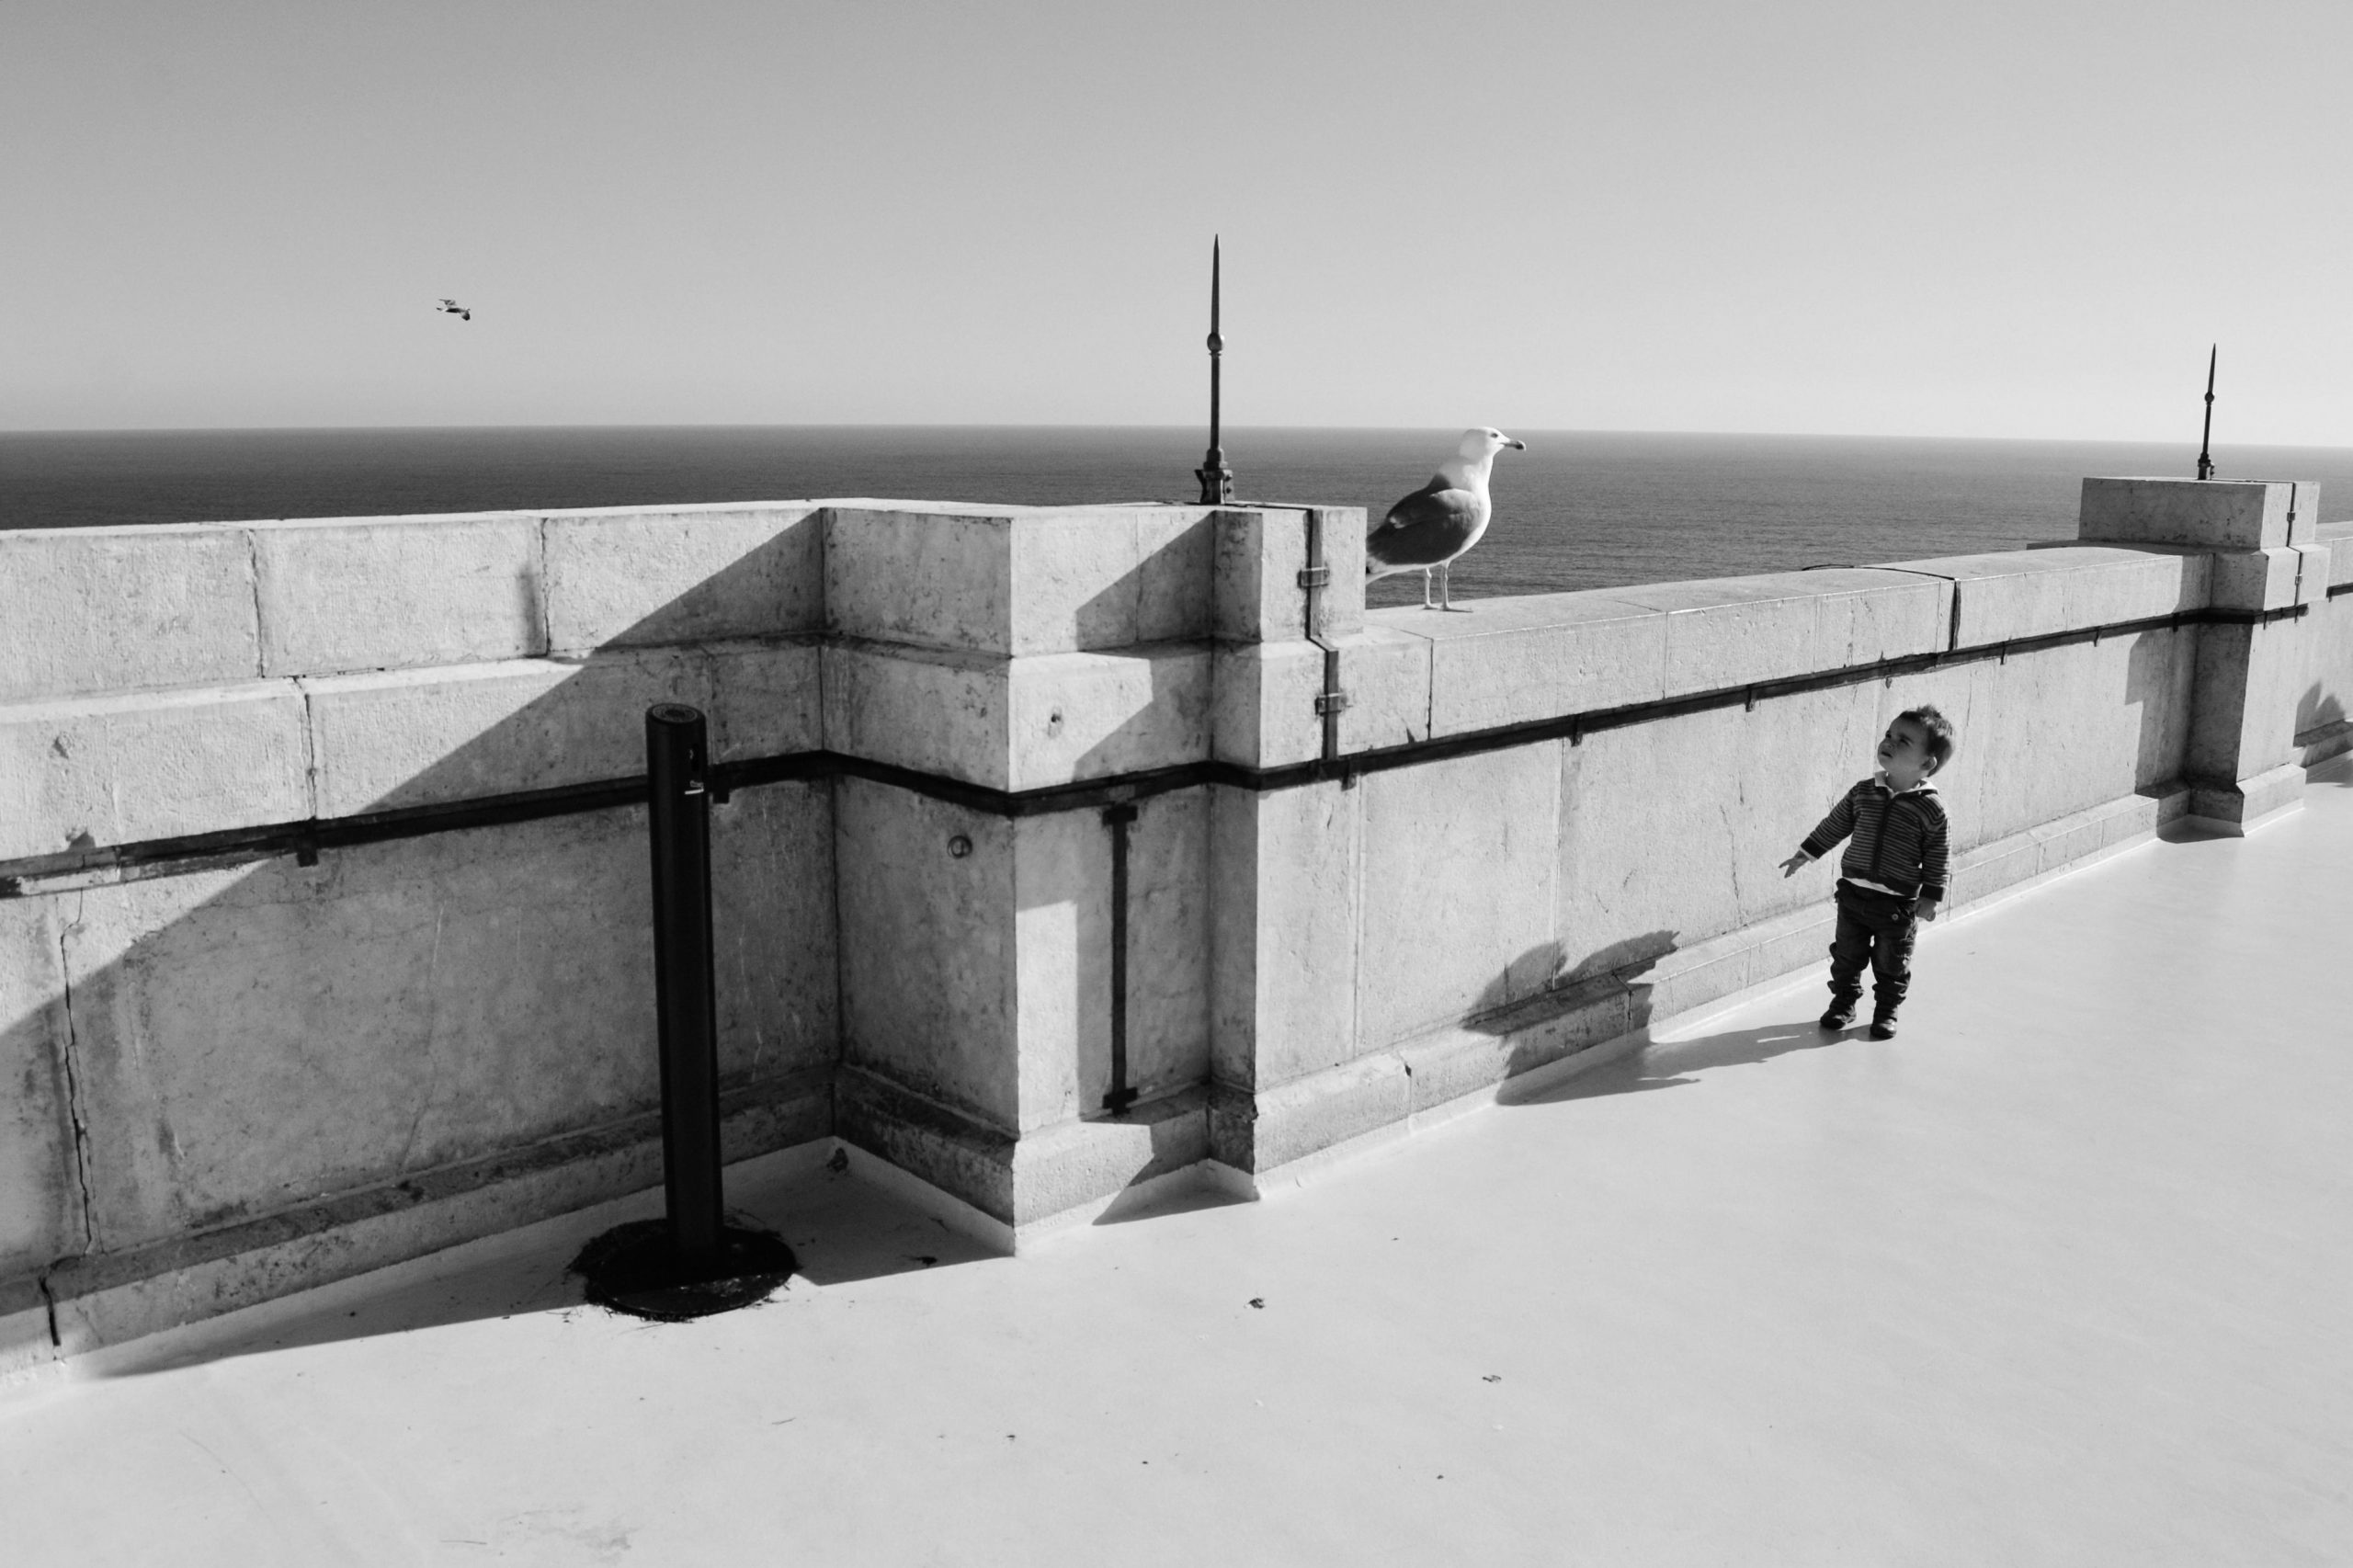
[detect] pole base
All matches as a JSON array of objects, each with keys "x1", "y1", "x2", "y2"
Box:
[{"x1": 570, "y1": 1218, "x2": 799, "y2": 1323}]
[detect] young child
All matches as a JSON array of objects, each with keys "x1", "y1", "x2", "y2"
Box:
[{"x1": 1778, "y1": 706, "x2": 1954, "y2": 1040}]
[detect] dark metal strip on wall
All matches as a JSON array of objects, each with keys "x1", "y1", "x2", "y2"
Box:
[{"x1": 0, "y1": 602, "x2": 2313, "y2": 896}]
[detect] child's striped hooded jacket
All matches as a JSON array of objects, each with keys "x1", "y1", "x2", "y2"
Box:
[{"x1": 1800, "y1": 775, "x2": 1949, "y2": 902}]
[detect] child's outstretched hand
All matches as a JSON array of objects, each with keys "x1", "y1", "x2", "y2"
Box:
[
  {"x1": 1917, "y1": 897, "x2": 1940, "y2": 923},
  {"x1": 1778, "y1": 851, "x2": 1810, "y2": 878}
]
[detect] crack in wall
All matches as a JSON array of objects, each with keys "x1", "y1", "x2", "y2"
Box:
[
  {"x1": 242, "y1": 527, "x2": 267, "y2": 678},
  {"x1": 54, "y1": 891, "x2": 99, "y2": 1256}
]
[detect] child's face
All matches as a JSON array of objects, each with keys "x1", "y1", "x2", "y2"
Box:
[{"x1": 1876, "y1": 718, "x2": 1938, "y2": 789}]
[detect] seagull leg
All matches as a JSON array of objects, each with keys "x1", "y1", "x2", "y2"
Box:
[
  {"x1": 1420, "y1": 569, "x2": 1436, "y2": 609},
  {"x1": 1438, "y1": 562, "x2": 1471, "y2": 612}
]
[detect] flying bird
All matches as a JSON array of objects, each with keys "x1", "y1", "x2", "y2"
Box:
[
  {"x1": 1366, "y1": 427, "x2": 1526, "y2": 610},
  {"x1": 437, "y1": 298, "x2": 472, "y2": 321}
]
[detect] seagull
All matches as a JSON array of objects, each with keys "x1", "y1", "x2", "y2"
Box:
[
  {"x1": 437, "y1": 298, "x2": 472, "y2": 322},
  {"x1": 1366, "y1": 426, "x2": 1526, "y2": 610}
]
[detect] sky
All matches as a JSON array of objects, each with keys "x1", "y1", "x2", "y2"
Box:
[{"x1": 6, "y1": 0, "x2": 2351, "y2": 442}]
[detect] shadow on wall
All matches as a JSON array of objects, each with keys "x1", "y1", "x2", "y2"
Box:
[
  {"x1": 2297, "y1": 679, "x2": 2347, "y2": 759},
  {"x1": 6, "y1": 519, "x2": 842, "y2": 1361},
  {"x1": 1462, "y1": 931, "x2": 1677, "y2": 1075},
  {"x1": 2125, "y1": 620, "x2": 2189, "y2": 790}
]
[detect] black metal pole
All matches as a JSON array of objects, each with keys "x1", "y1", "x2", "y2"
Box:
[
  {"x1": 1195, "y1": 236, "x2": 1234, "y2": 505},
  {"x1": 2197, "y1": 344, "x2": 2217, "y2": 481},
  {"x1": 646, "y1": 703, "x2": 722, "y2": 1266}
]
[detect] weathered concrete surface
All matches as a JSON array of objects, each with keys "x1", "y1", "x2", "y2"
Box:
[
  {"x1": 1556, "y1": 686, "x2": 1881, "y2": 983},
  {"x1": 1607, "y1": 569, "x2": 1949, "y2": 695},
  {"x1": 542, "y1": 506, "x2": 824, "y2": 652},
  {"x1": 0, "y1": 684, "x2": 312, "y2": 860},
  {"x1": 2080, "y1": 474, "x2": 2313, "y2": 551},
  {"x1": 1209, "y1": 507, "x2": 1368, "y2": 643},
  {"x1": 304, "y1": 653, "x2": 707, "y2": 815},
  {"x1": 1358, "y1": 745, "x2": 1562, "y2": 1048},
  {"x1": 0, "y1": 527, "x2": 261, "y2": 703},
  {"x1": 1210, "y1": 781, "x2": 1360, "y2": 1096},
  {"x1": 1915, "y1": 546, "x2": 2209, "y2": 648},
  {"x1": 827, "y1": 506, "x2": 1228, "y2": 657},
  {"x1": 1415, "y1": 593, "x2": 1666, "y2": 738},
  {"x1": 1004, "y1": 645, "x2": 1211, "y2": 790},
  {"x1": 0, "y1": 899, "x2": 80, "y2": 1279},
  {"x1": 826, "y1": 640, "x2": 1212, "y2": 792},
  {"x1": 41, "y1": 793, "x2": 832, "y2": 1256},
  {"x1": 835, "y1": 777, "x2": 1016, "y2": 1129},
  {"x1": 251, "y1": 516, "x2": 545, "y2": 676}
]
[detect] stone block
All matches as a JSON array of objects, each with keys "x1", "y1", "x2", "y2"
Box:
[
  {"x1": 542, "y1": 505, "x2": 823, "y2": 653},
  {"x1": 1211, "y1": 507, "x2": 1306, "y2": 644},
  {"x1": 2319, "y1": 524, "x2": 2353, "y2": 589},
  {"x1": 252, "y1": 515, "x2": 544, "y2": 677},
  {"x1": 1908, "y1": 547, "x2": 2209, "y2": 648},
  {"x1": 709, "y1": 780, "x2": 841, "y2": 1086},
  {"x1": 1608, "y1": 570, "x2": 1948, "y2": 697},
  {"x1": 1123, "y1": 789, "x2": 1212, "y2": 1103},
  {"x1": 0, "y1": 684, "x2": 311, "y2": 861},
  {"x1": 1210, "y1": 642, "x2": 1323, "y2": 771},
  {"x1": 1005, "y1": 645, "x2": 1211, "y2": 790},
  {"x1": 2188, "y1": 761, "x2": 2305, "y2": 832},
  {"x1": 54, "y1": 812, "x2": 673, "y2": 1251},
  {"x1": 824, "y1": 640, "x2": 1007, "y2": 790},
  {"x1": 2187, "y1": 614, "x2": 2311, "y2": 792},
  {"x1": 1417, "y1": 592, "x2": 1665, "y2": 738},
  {"x1": 1953, "y1": 832, "x2": 2040, "y2": 904},
  {"x1": 704, "y1": 638, "x2": 822, "y2": 762},
  {"x1": 306, "y1": 652, "x2": 710, "y2": 816},
  {"x1": 0, "y1": 898, "x2": 80, "y2": 1278},
  {"x1": 1557, "y1": 687, "x2": 1881, "y2": 978},
  {"x1": 1005, "y1": 1089, "x2": 1211, "y2": 1229},
  {"x1": 1221, "y1": 1053, "x2": 1412, "y2": 1174},
  {"x1": 1928, "y1": 628, "x2": 2190, "y2": 849},
  {"x1": 827, "y1": 505, "x2": 1222, "y2": 657},
  {"x1": 825, "y1": 506, "x2": 1015, "y2": 654},
  {"x1": 0, "y1": 526, "x2": 261, "y2": 703},
  {"x1": 2209, "y1": 547, "x2": 2310, "y2": 613},
  {"x1": 1006, "y1": 795, "x2": 1210, "y2": 1132},
  {"x1": 2079, "y1": 476, "x2": 2312, "y2": 551},
  {"x1": 1337, "y1": 626, "x2": 1434, "y2": 754},
  {"x1": 1012, "y1": 808, "x2": 1105, "y2": 1133},
  {"x1": 1358, "y1": 744, "x2": 1561, "y2": 1048},
  {"x1": 1394, "y1": 975, "x2": 1630, "y2": 1114},
  {"x1": 1210, "y1": 780, "x2": 1360, "y2": 1092},
  {"x1": 835, "y1": 778, "x2": 1017, "y2": 1130},
  {"x1": 1008, "y1": 509, "x2": 1218, "y2": 654},
  {"x1": 1627, "y1": 924, "x2": 1754, "y2": 1025},
  {"x1": 1134, "y1": 510, "x2": 1222, "y2": 643}
]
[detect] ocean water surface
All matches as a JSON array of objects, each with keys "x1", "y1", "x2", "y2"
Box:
[{"x1": 6, "y1": 425, "x2": 2350, "y2": 607}]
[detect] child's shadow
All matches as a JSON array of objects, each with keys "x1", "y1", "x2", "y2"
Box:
[{"x1": 1502, "y1": 1021, "x2": 1839, "y2": 1108}]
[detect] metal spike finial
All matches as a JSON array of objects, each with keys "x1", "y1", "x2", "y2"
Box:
[
  {"x1": 2196, "y1": 344, "x2": 2217, "y2": 481},
  {"x1": 1194, "y1": 236, "x2": 1233, "y2": 505}
]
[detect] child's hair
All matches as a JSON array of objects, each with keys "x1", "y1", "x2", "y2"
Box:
[{"x1": 1899, "y1": 705, "x2": 1957, "y2": 773}]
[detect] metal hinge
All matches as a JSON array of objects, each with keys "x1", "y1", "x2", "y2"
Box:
[
  {"x1": 1313, "y1": 690, "x2": 1351, "y2": 716},
  {"x1": 1296, "y1": 564, "x2": 1331, "y2": 590}
]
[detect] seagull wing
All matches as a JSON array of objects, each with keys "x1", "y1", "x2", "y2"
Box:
[{"x1": 1367, "y1": 477, "x2": 1487, "y2": 572}]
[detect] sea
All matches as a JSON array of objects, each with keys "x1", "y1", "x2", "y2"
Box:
[{"x1": 6, "y1": 425, "x2": 2350, "y2": 609}]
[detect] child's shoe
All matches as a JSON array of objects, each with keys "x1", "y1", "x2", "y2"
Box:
[
  {"x1": 1819, "y1": 1004, "x2": 1856, "y2": 1031},
  {"x1": 1870, "y1": 1014, "x2": 1899, "y2": 1040}
]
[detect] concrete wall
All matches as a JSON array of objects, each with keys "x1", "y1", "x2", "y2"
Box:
[{"x1": 2, "y1": 477, "x2": 2338, "y2": 1369}]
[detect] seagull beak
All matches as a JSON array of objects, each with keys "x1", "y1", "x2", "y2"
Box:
[{"x1": 1506, "y1": 438, "x2": 1526, "y2": 450}]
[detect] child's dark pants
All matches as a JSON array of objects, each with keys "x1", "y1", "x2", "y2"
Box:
[{"x1": 1827, "y1": 881, "x2": 1918, "y2": 1017}]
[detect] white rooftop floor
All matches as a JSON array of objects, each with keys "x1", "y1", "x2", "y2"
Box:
[{"x1": 6, "y1": 763, "x2": 2351, "y2": 1566}]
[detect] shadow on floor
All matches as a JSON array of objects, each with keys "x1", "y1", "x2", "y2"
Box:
[
  {"x1": 1500, "y1": 1019, "x2": 1843, "y2": 1108},
  {"x1": 85, "y1": 1159, "x2": 1002, "y2": 1381}
]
